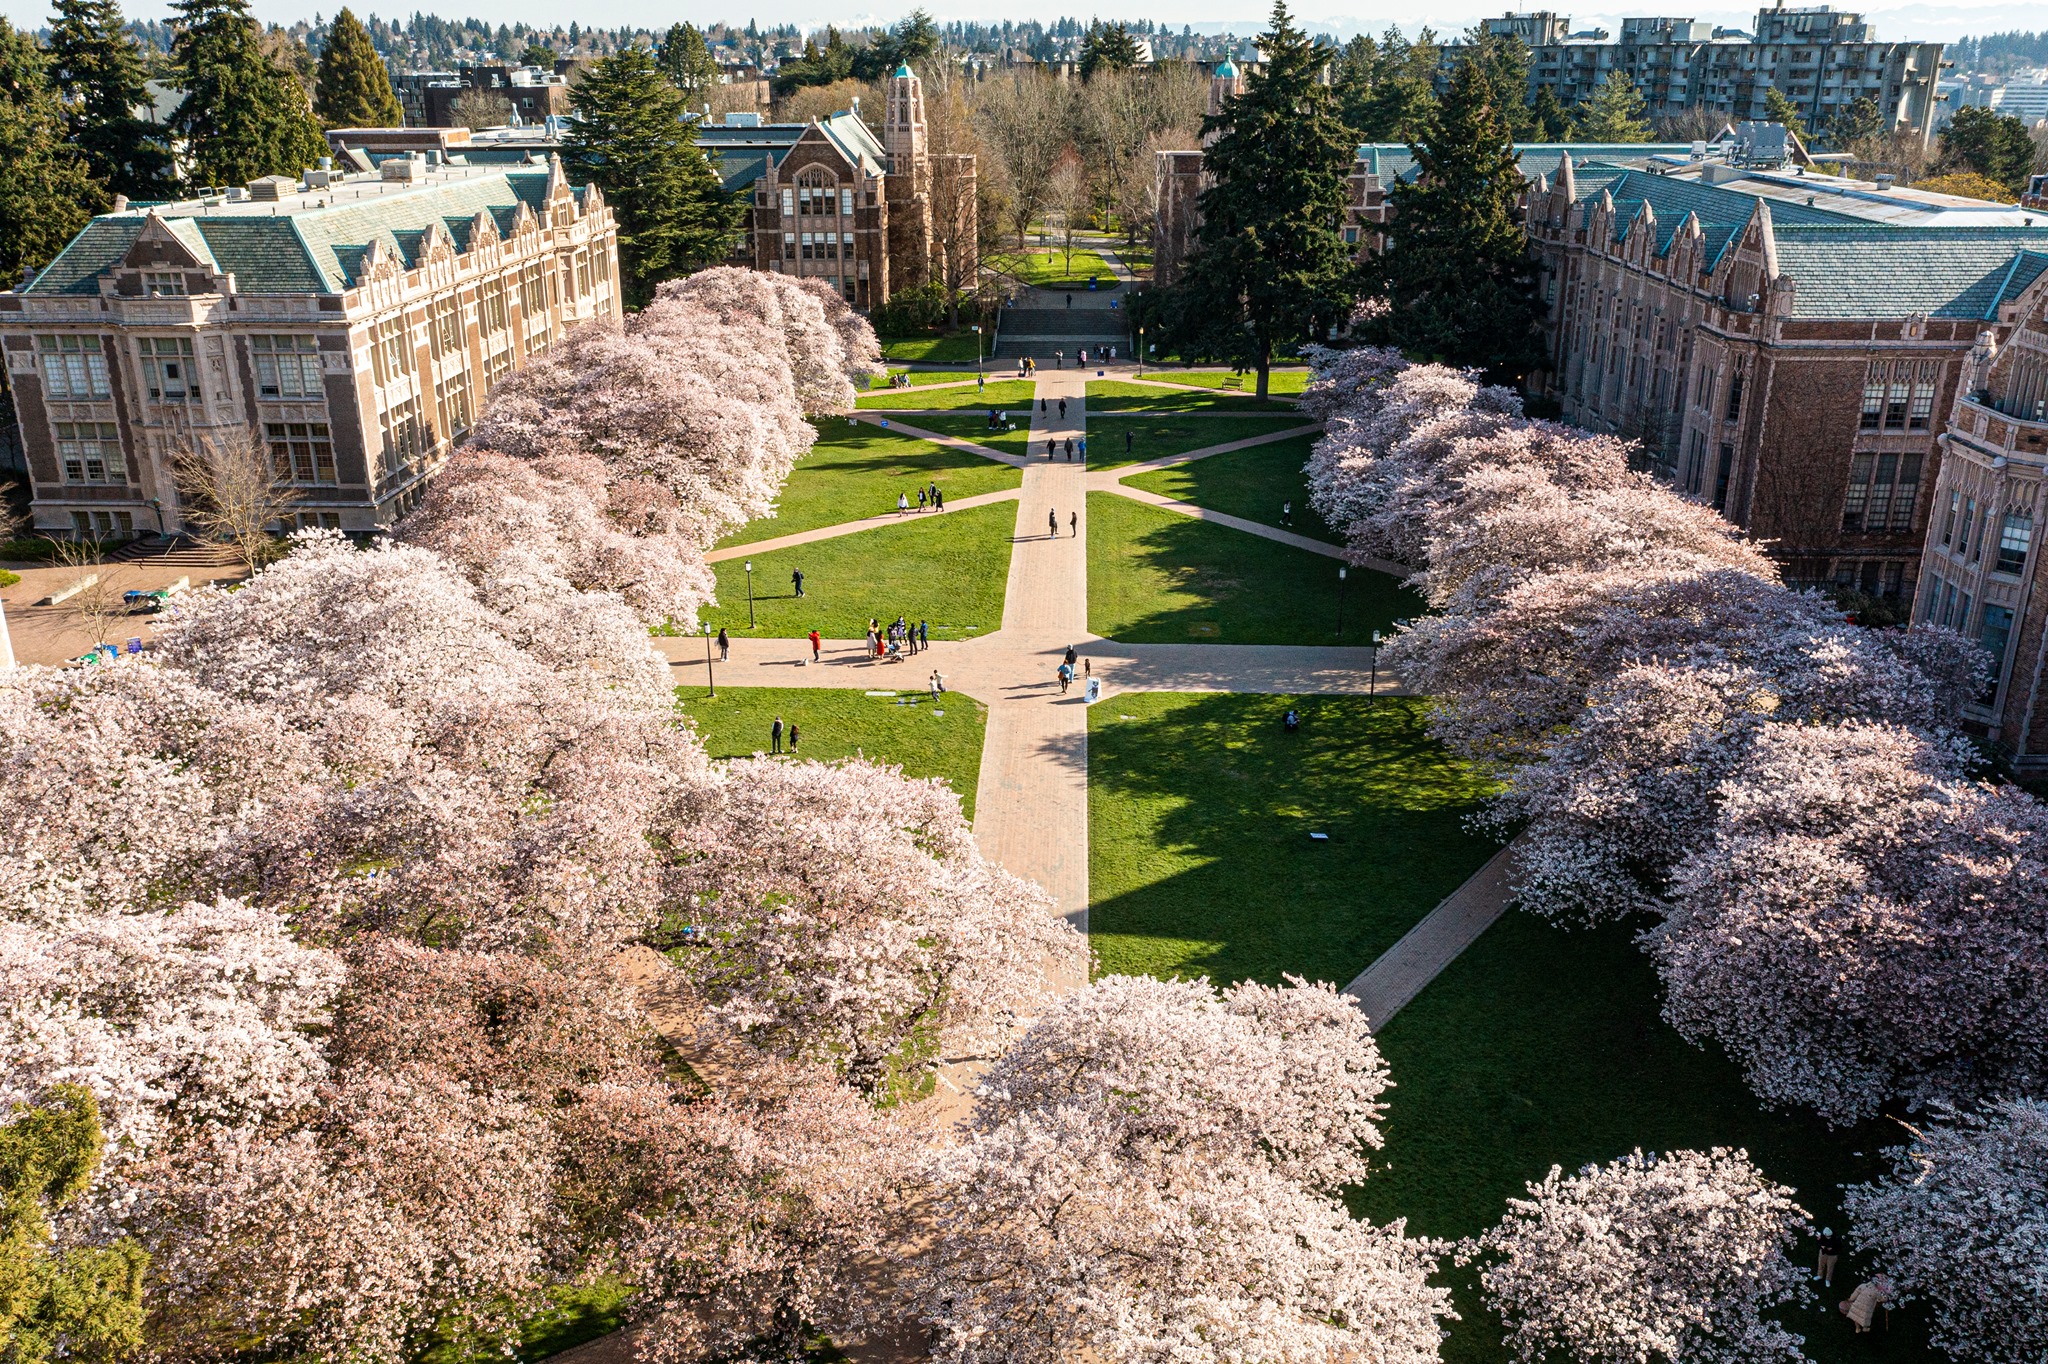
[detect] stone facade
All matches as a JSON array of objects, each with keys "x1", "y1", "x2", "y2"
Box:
[
  {"x1": 1447, "y1": 6, "x2": 1946, "y2": 144},
  {"x1": 1524, "y1": 153, "x2": 2048, "y2": 599},
  {"x1": 1152, "y1": 60, "x2": 1241, "y2": 285},
  {"x1": 0, "y1": 156, "x2": 618, "y2": 537},
  {"x1": 1917, "y1": 279, "x2": 2048, "y2": 772}
]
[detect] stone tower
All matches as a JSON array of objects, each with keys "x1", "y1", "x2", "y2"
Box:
[
  {"x1": 1205, "y1": 56, "x2": 1242, "y2": 145},
  {"x1": 884, "y1": 62, "x2": 933, "y2": 290}
]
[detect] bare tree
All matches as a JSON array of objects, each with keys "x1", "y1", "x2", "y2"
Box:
[
  {"x1": 973, "y1": 72, "x2": 1077, "y2": 247},
  {"x1": 1076, "y1": 66, "x2": 1205, "y2": 244},
  {"x1": 925, "y1": 79, "x2": 983, "y2": 326},
  {"x1": 450, "y1": 89, "x2": 514, "y2": 130},
  {"x1": 172, "y1": 430, "x2": 298, "y2": 574},
  {"x1": 52, "y1": 538, "x2": 128, "y2": 651},
  {"x1": 1044, "y1": 150, "x2": 1090, "y2": 277},
  {"x1": 1654, "y1": 105, "x2": 1729, "y2": 143},
  {"x1": 777, "y1": 79, "x2": 882, "y2": 134}
]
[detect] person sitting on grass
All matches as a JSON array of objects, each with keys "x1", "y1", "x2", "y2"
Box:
[{"x1": 1283, "y1": 709, "x2": 1301, "y2": 733}]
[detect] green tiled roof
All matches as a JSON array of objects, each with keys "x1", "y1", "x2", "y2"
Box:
[
  {"x1": 1771, "y1": 227, "x2": 2048, "y2": 319},
  {"x1": 23, "y1": 169, "x2": 581, "y2": 296}
]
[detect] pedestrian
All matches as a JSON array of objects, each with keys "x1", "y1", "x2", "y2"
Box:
[
  {"x1": 771, "y1": 715, "x2": 784, "y2": 754},
  {"x1": 1838, "y1": 1276, "x2": 1891, "y2": 1334},
  {"x1": 1057, "y1": 662, "x2": 1072, "y2": 694},
  {"x1": 1065, "y1": 292, "x2": 1072, "y2": 309},
  {"x1": 1816, "y1": 1228, "x2": 1843, "y2": 1287},
  {"x1": 717, "y1": 626, "x2": 730, "y2": 662},
  {"x1": 1048, "y1": 508, "x2": 1059, "y2": 537},
  {"x1": 898, "y1": 492, "x2": 909, "y2": 515},
  {"x1": 1083, "y1": 657, "x2": 1091, "y2": 679},
  {"x1": 1058, "y1": 398, "x2": 1067, "y2": 419},
  {"x1": 1040, "y1": 397, "x2": 1047, "y2": 414},
  {"x1": 1056, "y1": 349, "x2": 1064, "y2": 368},
  {"x1": 929, "y1": 669, "x2": 944, "y2": 700},
  {"x1": 934, "y1": 488, "x2": 945, "y2": 511},
  {"x1": 1078, "y1": 437, "x2": 1086, "y2": 460},
  {"x1": 1078, "y1": 347, "x2": 1087, "y2": 366},
  {"x1": 1047, "y1": 437, "x2": 1057, "y2": 458},
  {"x1": 1125, "y1": 428, "x2": 1134, "y2": 454},
  {"x1": 918, "y1": 619, "x2": 928, "y2": 648},
  {"x1": 976, "y1": 372, "x2": 985, "y2": 392},
  {"x1": 929, "y1": 482, "x2": 939, "y2": 506},
  {"x1": 792, "y1": 567, "x2": 805, "y2": 597},
  {"x1": 1064, "y1": 437, "x2": 1074, "y2": 459},
  {"x1": 918, "y1": 487, "x2": 928, "y2": 512},
  {"x1": 788, "y1": 721, "x2": 800, "y2": 752},
  {"x1": 1064, "y1": 644, "x2": 1077, "y2": 668},
  {"x1": 1069, "y1": 510, "x2": 1077, "y2": 536},
  {"x1": 1281, "y1": 500, "x2": 1293, "y2": 527},
  {"x1": 809, "y1": 629, "x2": 821, "y2": 663}
]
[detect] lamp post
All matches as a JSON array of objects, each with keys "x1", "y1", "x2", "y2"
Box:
[
  {"x1": 1367, "y1": 630, "x2": 1381, "y2": 703},
  {"x1": 701, "y1": 622, "x2": 716, "y2": 698},
  {"x1": 972, "y1": 322, "x2": 983, "y2": 380},
  {"x1": 744, "y1": 559, "x2": 755, "y2": 628},
  {"x1": 1136, "y1": 326, "x2": 1144, "y2": 378},
  {"x1": 1336, "y1": 565, "x2": 1347, "y2": 639}
]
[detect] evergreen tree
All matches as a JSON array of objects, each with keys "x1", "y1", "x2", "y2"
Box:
[
  {"x1": 1762, "y1": 87, "x2": 1807, "y2": 140},
  {"x1": 1353, "y1": 25, "x2": 1437, "y2": 142},
  {"x1": 0, "y1": 1087, "x2": 149, "y2": 1364},
  {"x1": 658, "y1": 22, "x2": 720, "y2": 95},
  {"x1": 522, "y1": 41, "x2": 556, "y2": 67},
  {"x1": 0, "y1": 19, "x2": 108, "y2": 282},
  {"x1": 567, "y1": 47, "x2": 742, "y2": 307},
  {"x1": 170, "y1": 0, "x2": 328, "y2": 189},
  {"x1": 1079, "y1": 21, "x2": 1140, "y2": 80},
  {"x1": 1941, "y1": 106, "x2": 2038, "y2": 197},
  {"x1": 1823, "y1": 94, "x2": 1883, "y2": 149},
  {"x1": 1460, "y1": 28, "x2": 1535, "y2": 139},
  {"x1": 1331, "y1": 32, "x2": 1381, "y2": 143},
  {"x1": 47, "y1": 0, "x2": 174, "y2": 199},
  {"x1": 1358, "y1": 54, "x2": 1543, "y2": 383},
  {"x1": 313, "y1": 7, "x2": 399, "y2": 128},
  {"x1": 1155, "y1": 0, "x2": 1357, "y2": 397},
  {"x1": 1572, "y1": 70, "x2": 1652, "y2": 142},
  {"x1": 1530, "y1": 84, "x2": 1572, "y2": 140}
]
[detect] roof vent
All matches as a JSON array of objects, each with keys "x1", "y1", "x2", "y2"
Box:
[
  {"x1": 381, "y1": 154, "x2": 427, "y2": 183},
  {"x1": 225, "y1": 186, "x2": 249, "y2": 202},
  {"x1": 1874, "y1": 173, "x2": 1895, "y2": 191},
  {"x1": 248, "y1": 174, "x2": 298, "y2": 201}
]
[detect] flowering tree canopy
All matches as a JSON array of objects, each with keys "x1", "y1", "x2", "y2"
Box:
[
  {"x1": 1469, "y1": 1148, "x2": 1812, "y2": 1364},
  {"x1": 1845, "y1": 1099, "x2": 2048, "y2": 1364},
  {"x1": 911, "y1": 976, "x2": 1448, "y2": 1364}
]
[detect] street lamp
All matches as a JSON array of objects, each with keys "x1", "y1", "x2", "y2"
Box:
[
  {"x1": 971, "y1": 322, "x2": 983, "y2": 380},
  {"x1": 744, "y1": 560, "x2": 755, "y2": 628},
  {"x1": 1336, "y1": 565, "x2": 1347, "y2": 639},
  {"x1": 701, "y1": 622, "x2": 716, "y2": 698},
  {"x1": 1136, "y1": 326, "x2": 1144, "y2": 378},
  {"x1": 1368, "y1": 630, "x2": 1381, "y2": 703}
]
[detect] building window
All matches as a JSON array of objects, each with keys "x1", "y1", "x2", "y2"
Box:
[
  {"x1": 436, "y1": 369, "x2": 474, "y2": 439},
  {"x1": 1724, "y1": 371, "x2": 1744, "y2": 422},
  {"x1": 1941, "y1": 489, "x2": 1961, "y2": 546},
  {"x1": 1921, "y1": 571, "x2": 1944, "y2": 623},
  {"x1": 54, "y1": 421, "x2": 124, "y2": 483},
  {"x1": 1996, "y1": 511, "x2": 2032, "y2": 575},
  {"x1": 520, "y1": 264, "x2": 548, "y2": 319},
  {"x1": 481, "y1": 281, "x2": 509, "y2": 333},
  {"x1": 483, "y1": 342, "x2": 514, "y2": 392},
  {"x1": 1842, "y1": 454, "x2": 1919, "y2": 532},
  {"x1": 1908, "y1": 362, "x2": 1937, "y2": 429},
  {"x1": 1859, "y1": 365, "x2": 1884, "y2": 430},
  {"x1": 1884, "y1": 366, "x2": 1910, "y2": 429},
  {"x1": 1980, "y1": 603, "x2": 2015, "y2": 678},
  {"x1": 431, "y1": 295, "x2": 462, "y2": 356},
  {"x1": 380, "y1": 393, "x2": 426, "y2": 476},
  {"x1": 840, "y1": 188, "x2": 854, "y2": 215},
  {"x1": 137, "y1": 336, "x2": 196, "y2": 402},
  {"x1": 371, "y1": 317, "x2": 412, "y2": 385},
  {"x1": 142, "y1": 271, "x2": 187, "y2": 297},
  {"x1": 783, "y1": 232, "x2": 796, "y2": 259},
  {"x1": 265, "y1": 422, "x2": 337, "y2": 484},
  {"x1": 1712, "y1": 442, "x2": 1735, "y2": 510},
  {"x1": 781, "y1": 188, "x2": 794, "y2": 218},
  {"x1": 37, "y1": 335, "x2": 110, "y2": 399},
  {"x1": 252, "y1": 335, "x2": 322, "y2": 398}
]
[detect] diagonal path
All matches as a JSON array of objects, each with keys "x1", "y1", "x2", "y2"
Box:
[{"x1": 707, "y1": 488, "x2": 1021, "y2": 562}]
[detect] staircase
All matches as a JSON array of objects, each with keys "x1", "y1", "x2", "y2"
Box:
[
  {"x1": 991, "y1": 285, "x2": 1131, "y2": 364},
  {"x1": 106, "y1": 536, "x2": 241, "y2": 569}
]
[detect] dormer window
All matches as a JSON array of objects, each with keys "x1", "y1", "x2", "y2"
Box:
[{"x1": 143, "y1": 272, "x2": 188, "y2": 297}]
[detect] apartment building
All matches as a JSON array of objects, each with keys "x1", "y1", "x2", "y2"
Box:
[
  {"x1": 1525, "y1": 152, "x2": 2048, "y2": 598},
  {"x1": 0, "y1": 155, "x2": 619, "y2": 538},
  {"x1": 1450, "y1": 5, "x2": 1946, "y2": 144}
]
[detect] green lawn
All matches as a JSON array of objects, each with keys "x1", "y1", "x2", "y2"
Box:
[
  {"x1": 1086, "y1": 491, "x2": 1419, "y2": 644},
  {"x1": 867, "y1": 369, "x2": 987, "y2": 390},
  {"x1": 986, "y1": 248, "x2": 1117, "y2": 289},
  {"x1": 1086, "y1": 380, "x2": 1296, "y2": 414},
  {"x1": 1084, "y1": 414, "x2": 1311, "y2": 470},
  {"x1": 717, "y1": 425, "x2": 1020, "y2": 548},
  {"x1": 1354, "y1": 912, "x2": 1936, "y2": 1364},
  {"x1": 1124, "y1": 435, "x2": 1336, "y2": 543},
  {"x1": 878, "y1": 331, "x2": 984, "y2": 365},
  {"x1": 678, "y1": 686, "x2": 988, "y2": 818},
  {"x1": 858, "y1": 380, "x2": 1036, "y2": 411},
  {"x1": 1091, "y1": 693, "x2": 1501, "y2": 988},
  {"x1": 423, "y1": 1277, "x2": 633, "y2": 1364},
  {"x1": 704, "y1": 500, "x2": 1014, "y2": 642},
  {"x1": 1150, "y1": 368, "x2": 1312, "y2": 396},
  {"x1": 901, "y1": 412, "x2": 1039, "y2": 463}
]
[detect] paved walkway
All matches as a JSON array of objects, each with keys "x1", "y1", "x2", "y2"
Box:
[{"x1": 1342, "y1": 837, "x2": 1522, "y2": 1028}]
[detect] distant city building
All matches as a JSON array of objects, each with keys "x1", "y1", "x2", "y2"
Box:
[
  {"x1": 417, "y1": 64, "x2": 575, "y2": 128},
  {"x1": 0, "y1": 156, "x2": 619, "y2": 538},
  {"x1": 1448, "y1": 6, "x2": 1946, "y2": 144},
  {"x1": 1990, "y1": 69, "x2": 2048, "y2": 125},
  {"x1": 1524, "y1": 151, "x2": 2048, "y2": 600}
]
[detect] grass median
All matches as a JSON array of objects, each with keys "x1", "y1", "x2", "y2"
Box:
[
  {"x1": 717, "y1": 424, "x2": 1020, "y2": 548},
  {"x1": 1123, "y1": 434, "x2": 1336, "y2": 542},
  {"x1": 1086, "y1": 379, "x2": 1296, "y2": 414},
  {"x1": 858, "y1": 380, "x2": 1036, "y2": 410},
  {"x1": 1085, "y1": 414, "x2": 1313, "y2": 471}
]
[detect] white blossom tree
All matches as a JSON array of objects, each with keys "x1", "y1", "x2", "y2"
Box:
[
  {"x1": 1469, "y1": 1148, "x2": 1813, "y2": 1364},
  {"x1": 1845, "y1": 1099, "x2": 2048, "y2": 1364}
]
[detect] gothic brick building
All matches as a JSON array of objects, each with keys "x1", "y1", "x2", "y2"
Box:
[
  {"x1": 1524, "y1": 153, "x2": 2048, "y2": 599},
  {"x1": 1, "y1": 154, "x2": 619, "y2": 538}
]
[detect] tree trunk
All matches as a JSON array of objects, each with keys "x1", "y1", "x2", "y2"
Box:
[{"x1": 1255, "y1": 340, "x2": 1271, "y2": 400}]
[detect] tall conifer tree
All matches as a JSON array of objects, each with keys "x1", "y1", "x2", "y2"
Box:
[
  {"x1": 313, "y1": 8, "x2": 400, "y2": 128},
  {"x1": 1573, "y1": 70, "x2": 1653, "y2": 142},
  {"x1": 1359, "y1": 54, "x2": 1543, "y2": 382},
  {"x1": 1151, "y1": 0, "x2": 1357, "y2": 397},
  {"x1": 170, "y1": 0, "x2": 327, "y2": 189},
  {"x1": 567, "y1": 47, "x2": 742, "y2": 307},
  {"x1": 47, "y1": 0, "x2": 174, "y2": 199},
  {"x1": 658, "y1": 22, "x2": 719, "y2": 96},
  {"x1": 0, "y1": 18, "x2": 108, "y2": 280}
]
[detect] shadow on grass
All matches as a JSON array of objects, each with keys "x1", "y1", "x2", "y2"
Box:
[{"x1": 1088, "y1": 693, "x2": 1501, "y2": 990}]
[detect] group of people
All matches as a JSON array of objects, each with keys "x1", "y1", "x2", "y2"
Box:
[
  {"x1": 1047, "y1": 509, "x2": 1076, "y2": 538},
  {"x1": 868, "y1": 615, "x2": 929, "y2": 662},
  {"x1": 767, "y1": 714, "x2": 800, "y2": 754},
  {"x1": 1055, "y1": 643, "x2": 1092, "y2": 695},
  {"x1": 896, "y1": 483, "x2": 947, "y2": 515}
]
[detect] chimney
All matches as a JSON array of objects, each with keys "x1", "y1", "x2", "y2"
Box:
[{"x1": 1874, "y1": 173, "x2": 1896, "y2": 191}]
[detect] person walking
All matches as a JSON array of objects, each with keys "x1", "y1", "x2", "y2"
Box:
[
  {"x1": 717, "y1": 627, "x2": 730, "y2": 662},
  {"x1": 929, "y1": 482, "x2": 939, "y2": 507},
  {"x1": 1058, "y1": 397, "x2": 1067, "y2": 420},
  {"x1": 1047, "y1": 437, "x2": 1057, "y2": 459},
  {"x1": 976, "y1": 372, "x2": 985, "y2": 393},
  {"x1": 929, "y1": 669, "x2": 944, "y2": 700},
  {"x1": 1048, "y1": 508, "x2": 1059, "y2": 538},
  {"x1": 1281, "y1": 500, "x2": 1293, "y2": 527},
  {"x1": 918, "y1": 619, "x2": 928, "y2": 648},
  {"x1": 1063, "y1": 437, "x2": 1074, "y2": 459},
  {"x1": 897, "y1": 492, "x2": 910, "y2": 515},
  {"x1": 1816, "y1": 1228, "x2": 1843, "y2": 1287},
  {"x1": 1124, "y1": 428, "x2": 1134, "y2": 455},
  {"x1": 1064, "y1": 644, "x2": 1077, "y2": 669},
  {"x1": 792, "y1": 568, "x2": 805, "y2": 597},
  {"x1": 1069, "y1": 510, "x2": 1077, "y2": 537},
  {"x1": 1078, "y1": 347, "x2": 1087, "y2": 366},
  {"x1": 1065, "y1": 292, "x2": 1072, "y2": 309},
  {"x1": 1040, "y1": 397, "x2": 1047, "y2": 414},
  {"x1": 809, "y1": 629, "x2": 821, "y2": 663},
  {"x1": 1057, "y1": 662, "x2": 1072, "y2": 694},
  {"x1": 1078, "y1": 436, "x2": 1087, "y2": 461},
  {"x1": 934, "y1": 488, "x2": 945, "y2": 511},
  {"x1": 787, "y1": 721, "x2": 800, "y2": 753},
  {"x1": 770, "y1": 715, "x2": 784, "y2": 754},
  {"x1": 918, "y1": 487, "x2": 928, "y2": 512}
]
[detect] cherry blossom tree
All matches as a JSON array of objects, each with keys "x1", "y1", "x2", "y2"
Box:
[
  {"x1": 910, "y1": 975, "x2": 1449, "y2": 1364},
  {"x1": 673, "y1": 756, "x2": 1086, "y2": 1097},
  {"x1": 1468, "y1": 1148, "x2": 1812, "y2": 1364},
  {"x1": 1845, "y1": 1099, "x2": 2048, "y2": 1363},
  {"x1": 1651, "y1": 720, "x2": 2048, "y2": 1124}
]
